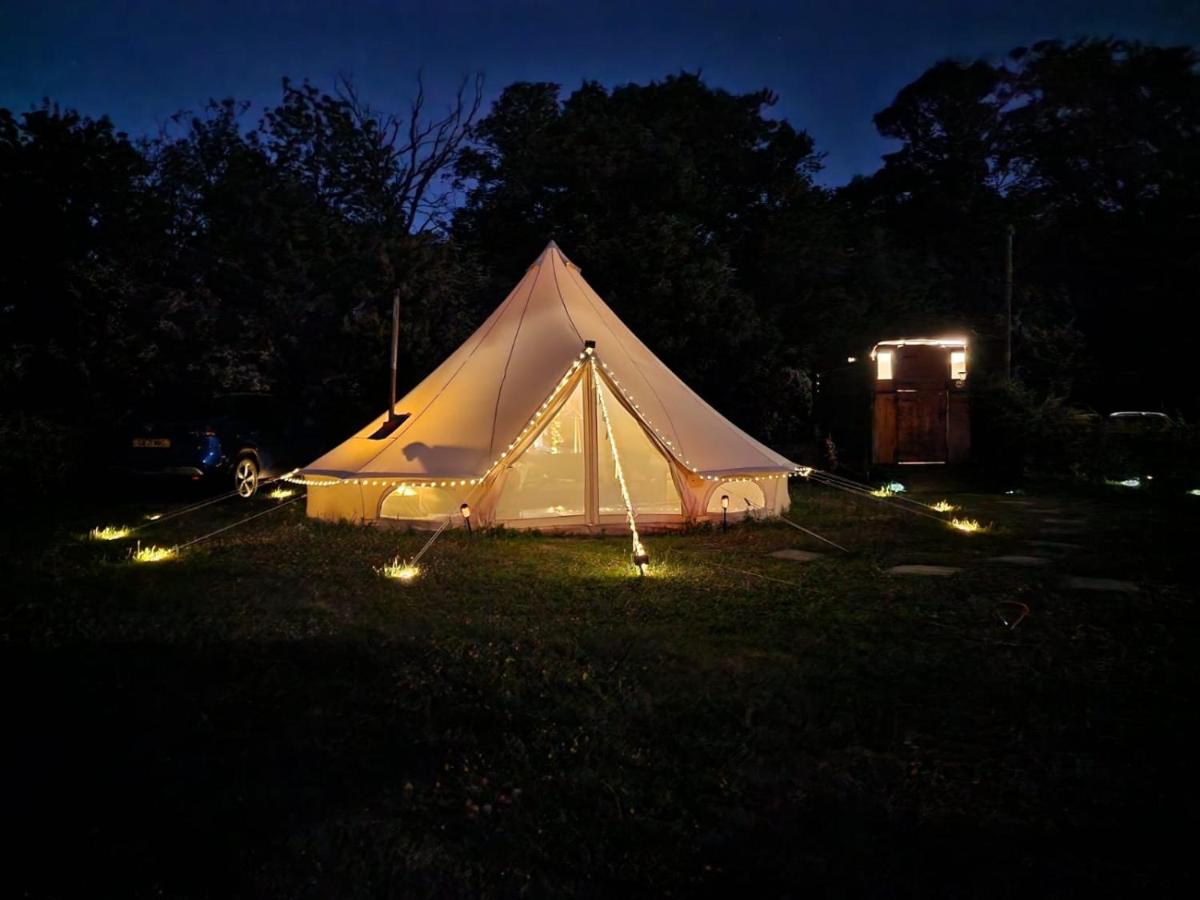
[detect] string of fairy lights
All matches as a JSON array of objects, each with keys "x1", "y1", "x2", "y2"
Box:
[
  {"x1": 279, "y1": 348, "x2": 594, "y2": 491},
  {"x1": 592, "y1": 357, "x2": 650, "y2": 574},
  {"x1": 280, "y1": 346, "x2": 797, "y2": 493}
]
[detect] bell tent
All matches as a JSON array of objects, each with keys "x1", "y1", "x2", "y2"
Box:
[{"x1": 297, "y1": 242, "x2": 798, "y2": 530}]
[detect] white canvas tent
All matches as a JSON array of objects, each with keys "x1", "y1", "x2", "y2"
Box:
[{"x1": 297, "y1": 242, "x2": 798, "y2": 530}]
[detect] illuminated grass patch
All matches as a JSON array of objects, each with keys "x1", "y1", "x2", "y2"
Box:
[
  {"x1": 90, "y1": 525, "x2": 131, "y2": 541},
  {"x1": 130, "y1": 543, "x2": 177, "y2": 563},
  {"x1": 950, "y1": 517, "x2": 985, "y2": 534},
  {"x1": 931, "y1": 500, "x2": 958, "y2": 513},
  {"x1": 267, "y1": 487, "x2": 296, "y2": 500},
  {"x1": 377, "y1": 557, "x2": 419, "y2": 582}
]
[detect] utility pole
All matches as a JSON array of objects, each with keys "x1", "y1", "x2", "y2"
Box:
[{"x1": 1004, "y1": 224, "x2": 1015, "y2": 382}]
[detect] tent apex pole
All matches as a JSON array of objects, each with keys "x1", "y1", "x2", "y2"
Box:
[{"x1": 389, "y1": 289, "x2": 400, "y2": 421}]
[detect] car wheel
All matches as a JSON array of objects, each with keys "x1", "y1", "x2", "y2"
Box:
[{"x1": 234, "y1": 457, "x2": 260, "y2": 498}]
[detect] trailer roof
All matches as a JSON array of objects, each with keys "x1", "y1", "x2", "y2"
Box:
[{"x1": 870, "y1": 337, "x2": 968, "y2": 358}]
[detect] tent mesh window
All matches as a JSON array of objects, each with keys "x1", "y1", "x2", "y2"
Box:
[
  {"x1": 705, "y1": 480, "x2": 765, "y2": 513},
  {"x1": 597, "y1": 381, "x2": 681, "y2": 515},
  {"x1": 494, "y1": 380, "x2": 587, "y2": 520},
  {"x1": 379, "y1": 485, "x2": 462, "y2": 520}
]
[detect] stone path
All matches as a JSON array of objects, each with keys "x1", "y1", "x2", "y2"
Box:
[
  {"x1": 1062, "y1": 576, "x2": 1139, "y2": 593},
  {"x1": 768, "y1": 549, "x2": 823, "y2": 563},
  {"x1": 1027, "y1": 540, "x2": 1084, "y2": 551},
  {"x1": 767, "y1": 493, "x2": 1150, "y2": 591},
  {"x1": 986, "y1": 555, "x2": 1051, "y2": 567},
  {"x1": 885, "y1": 564, "x2": 962, "y2": 576}
]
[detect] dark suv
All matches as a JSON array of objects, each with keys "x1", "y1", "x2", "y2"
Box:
[{"x1": 117, "y1": 393, "x2": 302, "y2": 498}]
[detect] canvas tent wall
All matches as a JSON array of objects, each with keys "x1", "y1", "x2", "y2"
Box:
[{"x1": 297, "y1": 242, "x2": 797, "y2": 529}]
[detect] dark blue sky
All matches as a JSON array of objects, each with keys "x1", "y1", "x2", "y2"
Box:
[{"x1": 2, "y1": 0, "x2": 1196, "y2": 185}]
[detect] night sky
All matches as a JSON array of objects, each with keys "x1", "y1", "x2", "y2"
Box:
[{"x1": 2, "y1": 0, "x2": 1196, "y2": 186}]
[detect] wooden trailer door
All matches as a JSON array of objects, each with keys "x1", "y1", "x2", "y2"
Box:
[{"x1": 896, "y1": 390, "x2": 948, "y2": 462}]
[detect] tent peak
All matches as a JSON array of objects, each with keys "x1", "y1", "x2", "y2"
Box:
[{"x1": 537, "y1": 240, "x2": 573, "y2": 267}]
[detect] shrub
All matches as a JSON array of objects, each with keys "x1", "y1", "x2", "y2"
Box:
[{"x1": 0, "y1": 413, "x2": 81, "y2": 499}]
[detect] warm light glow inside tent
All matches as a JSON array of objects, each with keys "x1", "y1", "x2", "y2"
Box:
[
  {"x1": 380, "y1": 484, "x2": 460, "y2": 521},
  {"x1": 705, "y1": 480, "x2": 765, "y2": 513},
  {"x1": 297, "y1": 242, "x2": 797, "y2": 530},
  {"x1": 598, "y1": 381, "x2": 681, "y2": 516},
  {"x1": 494, "y1": 379, "x2": 588, "y2": 521}
]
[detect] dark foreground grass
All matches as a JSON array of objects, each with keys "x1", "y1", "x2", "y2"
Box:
[{"x1": 2, "y1": 484, "x2": 1197, "y2": 897}]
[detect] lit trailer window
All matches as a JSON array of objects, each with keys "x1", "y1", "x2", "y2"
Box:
[
  {"x1": 950, "y1": 349, "x2": 967, "y2": 381},
  {"x1": 876, "y1": 351, "x2": 893, "y2": 380}
]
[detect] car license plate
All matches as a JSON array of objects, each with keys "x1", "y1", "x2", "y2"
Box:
[{"x1": 132, "y1": 438, "x2": 171, "y2": 448}]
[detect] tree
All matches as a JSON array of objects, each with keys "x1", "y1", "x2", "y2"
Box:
[
  {"x1": 0, "y1": 74, "x2": 487, "y2": 492},
  {"x1": 1000, "y1": 39, "x2": 1200, "y2": 410},
  {"x1": 140, "y1": 77, "x2": 486, "y2": 432},
  {"x1": 0, "y1": 104, "x2": 160, "y2": 416},
  {"x1": 846, "y1": 40, "x2": 1200, "y2": 415},
  {"x1": 844, "y1": 59, "x2": 1009, "y2": 343}
]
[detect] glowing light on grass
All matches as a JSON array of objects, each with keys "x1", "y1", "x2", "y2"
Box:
[
  {"x1": 131, "y1": 542, "x2": 177, "y2": 562},
  {"x1": 1105, "y1": 477, "x2": 1142, "y2": 488},
  {"x1": 1189, "y1": 488, "x2": 1200, "y2": 497},
  {"x1": 378, "y1": 557, "x2": 420, "y2": 582},
  {"x1": 90, "y1": 525, "x2": 131, "y2": 541},
  {"x1": 870, "y1": 487, "x2": 894, "y2": 498},
  {"x1": 931, "y1": 500, "x2": 959, "y2": 513},
  {"x1": 144, "y1": 513, "x2": 162, "y2": 521},
  {"x1": 950, "y1": 518, "x2": 985, "y2": 534},
  {"x1": 267, "y1": 487, "x2": 296, "y2": 500},
  {"x1": 883, "y1": 481, "x2": 906, "y2": 493}
]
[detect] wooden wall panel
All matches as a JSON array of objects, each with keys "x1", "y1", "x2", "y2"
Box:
[{"x1": 873, "y1": 393, "x2": 896, "y2": 464}]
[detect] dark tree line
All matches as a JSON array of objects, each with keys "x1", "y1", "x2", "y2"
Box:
[{"x1": 2, "y1": 38, "x2": 1197, "y2": 490}]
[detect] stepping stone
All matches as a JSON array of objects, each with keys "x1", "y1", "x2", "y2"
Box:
[
  {"x1": 987, "y1": 555, "x2": 1051, "y2": 567},
  {"x1": 1027, "y1": 507, "x2": 1065, "y2": 515},
  {"x1": 1043, "y1": 527, "x2": 1087, "y2": 536},
  {"x1": 1027, "y1": 540, "x2": 1084, "y2": 551},
  {"x1": 1043, "y1": 518, "x2": 1089, "y2": 526},
  {"x1": 1062, "y1": 576, "x2": 1138, "y2": 593},
  {"x1": 769, "y1": 549, "x2": 823, "y2": 563},
  {"x1": 886, "y1": 564, "x2": 962, "y2": 576}
]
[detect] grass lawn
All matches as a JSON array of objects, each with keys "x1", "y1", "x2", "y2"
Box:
[{"x1": 3, "y1": 479, "x2": 1197, "y2": 897}]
